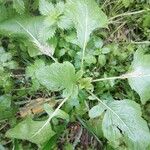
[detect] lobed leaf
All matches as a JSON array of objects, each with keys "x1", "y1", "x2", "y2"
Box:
[
  {"x1": 39, "y1": 0, "x2": 54, "y2": 16},
  {"x1": 65, "y1": 0, "x2": 108, "y2": 48},
  {"x1": 0, "y1": 16, "x2": 55, "y2": 57}
]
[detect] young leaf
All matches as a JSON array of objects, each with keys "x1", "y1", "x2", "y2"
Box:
[
  {"x1": 35, "y1": 61, "x2": 77, "y2": 94},
  {"x1": 6, "y1": 117, "x2": 55, "y2": 146},
  {"x1": 79, "y1": 77, "x2": 93, "y2": 90},
  {"x1": 39, "y1": 1, "x2": 65, "y2": 41},
  {"x1": 26, "y1": 59, "x2": 45, "y2": 78},
  {"x1": 13, "y1": 0, "x2": 25, "y2": 14},
  {"x1": 65, "y1": 0, "x2": 108, "y2": 48},
  {"x1": 0, "y1": 47, "x2": 18, "y2": 69},
  {"x1": 39, "y1": 0, "x2": 54, "y2": 16},
  {"x1": 102, "y1": 100, "x2": 150, "y2": 149},
  {"x1": 57, "y1": 15, "x2": 73, "y2": 29},
  {"x1": 89, "y1": 103, "x2": 105, "y2": 118},
  {"x1": 128, "y1": 48, "x2": 150, "y2": 104}
]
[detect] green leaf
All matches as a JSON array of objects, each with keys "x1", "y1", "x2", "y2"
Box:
[
  {"x1": 26, "y1": 59, "x2": 45, "y2": 78},
  {"x1": 89, "y1": 103, "x2": 105, "y2": 118},
  {"x1": 79, "y1": 77, "x2": 93, "y2": 90},
  {"x1": 0, "y1": 72, "x2": 13, "y2": 92},
  {"x1": 65, "y1": 0, "x2": 108, "y2": 48},
  {"x1": 55, "y1": 1, "x2": 65, "y2": 15},
  {"x1": 39, "y1": 0, "x2": 54, "y2": 16},
  {"x1": 0, "y1": 16, "x2": 55, "y2": 57},
  {"x1": 0, "y1": 5, "x2": 8, "y2": 22},
  {"x1": 39, "y1": 1, "x2": 65, "y2": 41},
  {"x1": 121, "y1": 0, "x2": 134, "y2": 7},
  {"x1": 102, "y1": 100, "x2": 150, "y2": 149},
  {"x1": 143, "y1": 14, "x2": 150, "y2": 28},
  {"x1": 98, "y1": 54, "x2": 106, "y2": 67},
  {"x1": 84, "y1": 55, "x2": 96, "y2": 65},
  {"x1": 0, "y1": 48, "x2": 12, "y2": 62},
  {"x1": 86, "y1": 118, "x2": 103, "y2": 138},
  {"x1": 6, "y1": 117, "x2": 55, "y2": 146},
  {"x1": 44, "y1": 103, "x2": 69, "y2": 121},
  {"x1": 13, "y1": 0, "x2": 25, "y2": 14},
  {"x1": 35, "y1": 62, "x2": 77, "y2": 94},
  {"x1": 0, "y1": 47, "x2": 18, "y2": 69},
  {"x1": 39, "y1": 25, "x2": 56, "y2": 42},
  {"x1": 0, "y1": 95, "x2": 16, "y2": 120},
  {"x1": 128, "y1": 48, "x2": 150, "y2": 104},
  {"x1": 26, "y1": 59, "x2": 45, "y2": 90},
  {"x1": 0, "y1": 145, "x2": 5, "y2": 150},
  {"x1": 57, "y1": 15, "x2": 73, "y2": 29},
  {"x1": 65, "y1": 31, "x2": 79, "y2": 45},
  {"x1": 0, "y1": 95, "x2": 11, "y2": 108}
]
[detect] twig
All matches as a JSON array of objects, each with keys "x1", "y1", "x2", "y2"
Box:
[
  {"x1": 10, "y1": 74, "x2": 26, "y2": 78},
  {"x1": 0, "y1": 123, "x2": 7, "y2": 131},
  {"x1": 109, "y1": 21, "x2": 126, "y2": 37},
  {"x1": 12, "y1": 87, "x2": 32, "y2": 91},
  {"x1": 101, "y1": 0, "x2": 110, "y2": 9},
  {"x1": 109, "y1": 9, "x2": 150, "y2": 21},
  {"x1": 3, "y1": 140, "x2": 12, "y2": 146},
  {"x1": 131, "y1": 41, "x2": 150, "y2": 44}
]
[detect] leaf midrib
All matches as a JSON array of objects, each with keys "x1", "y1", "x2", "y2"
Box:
[{"x1": 87, "y1": 90, "x2": 134, "y2": 139}]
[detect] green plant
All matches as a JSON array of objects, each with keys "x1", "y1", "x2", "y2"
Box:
[{"x1": 0, "y1": 0, "x2": 150, "y2": 149}]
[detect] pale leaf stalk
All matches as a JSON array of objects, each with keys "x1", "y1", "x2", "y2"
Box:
[
  {"x1": 92, "y1": 72, "x2": 150, "y2": 82},
  {"x1": 81, "y1": 7, "x2": 88, "y2": 71},
  {"x1": 101, "y1": 0, "x2": 110, "y2": 9},
  {"x1": 81, "y1": 44, "x2": 86, "y2": 71},
  {"x1": 32, "y1": 95, "x2": 70, "y2": 138},
  {"x1": 131, "y1": 41, "x2": 150, "y2": 44},
  {"x1": 109, "y1": 21, "x2": 126, "y2": 37},
  {"x1": 109, "y1": 9, "x2": 150, "y2": 21},
  {"x1": 87, "y1": 90, "x2": 133, "y2": 138},
  {"x1": 16, "y1": 21, "x2": 57, "y2": 62}
]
